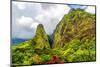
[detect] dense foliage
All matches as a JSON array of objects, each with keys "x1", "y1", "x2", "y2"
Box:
[{"x1": 12, "y1": 9, "x2": 96, "y2": 66}]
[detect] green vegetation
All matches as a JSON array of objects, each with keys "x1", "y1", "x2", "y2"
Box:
[{"x1": 12, "y1": 9, "x2": 96, "y2": 65}]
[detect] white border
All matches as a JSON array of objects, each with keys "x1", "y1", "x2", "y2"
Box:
[{"x1": 0, "y1": 0, "x2": 10, "y2": 67}]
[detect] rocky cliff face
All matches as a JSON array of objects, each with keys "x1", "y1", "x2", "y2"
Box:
[{"x1": 53, "y1": 9, "x2": 96, "y2": 48}]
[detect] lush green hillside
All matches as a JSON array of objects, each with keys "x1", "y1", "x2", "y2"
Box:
[
  {"x1": 12, "y1": 9, "x2": 96, "y2": 65},
  {"x1": 53, "y1": 9, "x2": 95, "y2": 48},
  {"x1": 53, "y1": 9, "x2": 96, "y2": 62},
  {"x1": 12, "y1": 24, "x2": 51, "y2": 65},
  {"x1": 30, "y1": 24, "x2": 50, "y2": 50}
]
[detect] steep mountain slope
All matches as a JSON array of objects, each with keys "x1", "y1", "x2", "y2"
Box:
[
  {"x1": 52, "y1": 9, "x2": 96, "y2": 62},
  {"x1": 53, "y1": 9, "x2": 95, "y2": 48},
  {"x1": 30, "y1": 24, "x2": 50, "y2": 50}
]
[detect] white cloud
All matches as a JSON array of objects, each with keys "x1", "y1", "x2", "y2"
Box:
[
  {"x1": 31, "y1": 22, "x2": 39, "y2": 29},
  {"x1": 85, "y1": 6, "x2": 95, "y2": 14},
  {"x1": 18, "y1": 16, "x2": 33, "y2": 25},
  {"x1": 13, "y1": 16, "x2": 39, "y2": 39},
  {"x1": 12, "y1": 2, "x2": 42, "y2": 39},
  {"x1": 15, "y1": 16, "x2": 39, "y2": 39},
  {"x1": 12, "y1": 2, "x2": 26, "y2": 10},
  {"x1": 35, "y1": 4, "x2": 70, "y2": 34},
  {"x1": 12, "y1": 1, "x2": 70, "y2": 39}
]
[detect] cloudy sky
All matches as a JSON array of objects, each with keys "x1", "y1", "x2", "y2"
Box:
[{"x1": 12, "y1": 1, "x2": 95, "y2": 39}]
